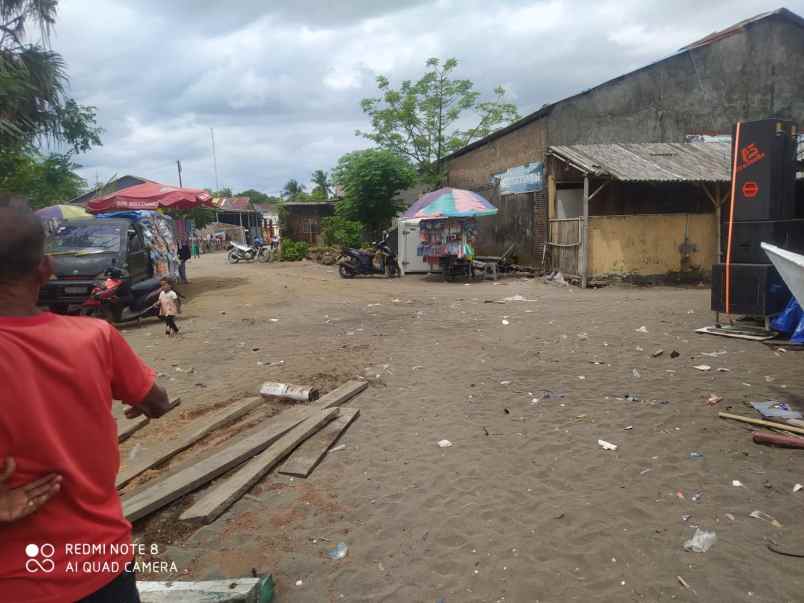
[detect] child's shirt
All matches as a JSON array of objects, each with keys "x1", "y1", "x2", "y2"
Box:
[{"x1": 158, "y1": 290, "x2": 179, "y2": 316}]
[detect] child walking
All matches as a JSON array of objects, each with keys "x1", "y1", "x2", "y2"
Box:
[{"x1": 156, "y1": 277, "x2": 181, "y2": 336}]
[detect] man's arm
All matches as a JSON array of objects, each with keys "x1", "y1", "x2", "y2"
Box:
[{"x1": 124, "y1": 382, "x2": 171, "y2": 419}]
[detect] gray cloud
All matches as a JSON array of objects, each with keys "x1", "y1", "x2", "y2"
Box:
[{"x1": 51, "y1": 0, "x2": 804, "y2": 194}]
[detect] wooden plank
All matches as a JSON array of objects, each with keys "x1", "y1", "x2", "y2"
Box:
[
  {"x1": 279, "y1": 407, "x2": 360, "y2": 477},
  {"x1": 138, "y1": 577, "x2": 272, "y2": 603},
  {"x1": 696, "y1": 326, "x2": 776, "y2": 341},
  {"x1": 116, "y1": 397, "x2": 181, "y2": 442},
  {"x1": 117, "y1": 397, "x2": 264, "y2": 488},
  {"x1": 179, "y1": 408, "x2": 338, "y2": 524},
  {"x1": 122, "y1": 381, "x2": 367, "y2": 522},
  {"x1": 718, "y1": 412, "x2": 804, "y2": 436}
]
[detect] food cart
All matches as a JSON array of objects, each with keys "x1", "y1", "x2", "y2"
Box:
[{"x1": 402, "y1": 187, "x2": 498, "y2": 282}]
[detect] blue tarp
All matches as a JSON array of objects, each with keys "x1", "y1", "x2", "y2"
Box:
[{"x1": 771, "y1": 297, "x2": 804, "y2": 344}]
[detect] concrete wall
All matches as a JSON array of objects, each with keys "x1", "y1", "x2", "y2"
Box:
[{"x1": 587, "y1": 213, "x2": 717, "y2": 279}]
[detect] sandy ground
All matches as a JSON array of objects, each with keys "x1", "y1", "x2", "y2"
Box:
[{"x1": 117, "y1": 251, "x2": 804, "y2": 603}]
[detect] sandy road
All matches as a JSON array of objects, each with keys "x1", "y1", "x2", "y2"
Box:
[{"x1": 120, "y1": 252, "x2": 804, "y2": 602}]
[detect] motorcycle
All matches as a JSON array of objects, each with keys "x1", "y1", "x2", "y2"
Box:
[
  {"x1": 227, "y1": 240, "x2": 272, "y2": 263},
  {"x1": 337, "y1": 232, "x2": 401, "y2": 278},
  {"x1": 81, "y1": 267, "x2": 161, "y2": 323}
]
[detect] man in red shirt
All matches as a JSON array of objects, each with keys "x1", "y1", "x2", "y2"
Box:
[{"x1": 0, "y1": 207, "x2": 171, "y2": 602}]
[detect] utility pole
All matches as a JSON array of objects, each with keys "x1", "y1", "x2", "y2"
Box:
[
  {"x1": 176, "y1": 160, "x2": 183, "y2": 187},
  {"x1": 210, "y1": 128, "x2": 220, "y2": 192}
]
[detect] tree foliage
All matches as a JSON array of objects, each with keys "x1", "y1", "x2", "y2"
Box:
[
  {"x1": 236, "y1": 189, "x2": 281, "y2": 205},
  {"x1": 332, "y1": 149, "x2": 415, "y2": 237},
  {"x1": 282, "y1": 179, "x2": 305, "y2": 201},
  {"x1": 0, "y1": 150, "x2": 86, "y2": 208},
  {"x1": 358, "y1": 57, "x2": 519, "y2": 186},
  {"x1": 321, "y1": 215, "x2": 362, "y2": 249},
  {"x1": 0, "y1": 0, "x2": 102, "y2": 206},
  {"x1": 0, "y1": 0, "x2": 102, "y2": 152},
  {"x1": 310, "y1": 169, "x2": 331, "y2": 200}
]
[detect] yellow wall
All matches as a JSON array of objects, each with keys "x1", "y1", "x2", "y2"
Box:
[{"x1": 588, "y1": 213, "x2": 717, "y2": 277}]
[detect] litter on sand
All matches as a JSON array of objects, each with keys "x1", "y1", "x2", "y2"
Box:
[
  {"x1": 693, "y1": 365, "x2": 712, "y2": 371},
  {"x1": 750, "y1": 401, "x2": 803, "y2": 420},
  {"x1": 327, "y1": 543, "x2": 349, "y2": 560},
  {"x1": 501, "y1": 319, "x2": 510, "y2": 326},
  {"x1": 329, "y1": 444, "x2": 346, "y2": 453},
  {"x1": 732, "y1": 480, "x2": 744, "y2": 487},
  {"x1": 635, "y1": 326, "x2": 649, "y2": 333},
  {"x1": 794, "y1": 484, "x2": 803, "y2": 493},
  {"x1": 598, "y1": 439, "x2": 618, "y2": 451},
  {"x1": 651, "y1": 349, "x2": 664, "y2": 357},
  {"x1": 707, "y1": 394, "x2": 723, "y2": 405},
  {"x1": 684, "y1": 528, "x2": 717, "y2": 553},
  {"x1": 670, "y1": 350, "x2": 680, "y2": 358},
  {"x1": 749, "y1": 510, "x2": 783, "y2": 528},
  {"x1": 632, "y1": 368, "x2": 641, "y2": 378},
  {"x1": 437, "y1": 439, "x2": 453, "y2": 448}
]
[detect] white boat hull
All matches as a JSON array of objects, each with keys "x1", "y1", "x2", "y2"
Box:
[{"x1": 762, "y1": 242, "x2": 804, "y2": 306}]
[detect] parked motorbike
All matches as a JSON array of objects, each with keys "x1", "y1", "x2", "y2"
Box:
[
  {"x1": 337, "y1": 232, "x2": 400, "y2": 278},
  {"x1": 81, "y1": 267, "x2": 161, "y2": 323},
  {"x1": 227, "y1": 240, "x2": 272, "y2": 263}
]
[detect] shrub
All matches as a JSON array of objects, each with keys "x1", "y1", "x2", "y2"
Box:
[
  {"x1": 321, "y1": 216, "x2": 363, "y2": 249},
  {"x1": 281, "y1": 240, "x2": 310, "y2": 261}
]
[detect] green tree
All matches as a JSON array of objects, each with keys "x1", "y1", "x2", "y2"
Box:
[
  {"x1": 321, "y1": 215, "x2": 362, "y2": 249},
  {"x1": 0, "y1": 151, "x2": 86, "y2": 208},
  {"x1": 0, "y1": 1, "x2": 102, "y2": 206},
  {"x1": 236, "y1": 189, "x2": 281, "y2": 205},
  {"x1": 282, "y1": 179, "x2": 305, "y2": 201},
  {"x1": 0, "y1": 1, "x2": 102, "y2": 151},
  {"x1": 358, "y1": 57, "x2": 519, "y2": 186},
  {"x1": 332, "y1": 149, "x2": 415, "y2": 237},
  {"x1": 210, "y1": 186, "x2": 233, "y2": 198},
  {"x1": 310, "y1": 169, "x2": 331, "y2": 200}
]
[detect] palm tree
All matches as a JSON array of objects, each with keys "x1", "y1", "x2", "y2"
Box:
[
  {"x1": 311, "y1": 169, "x2": 331, "y2": 200},
  {"x1": 0, "y1": 0, "x2": 100, "y2": 151},
  {"x1": 282, "y1": 179, "x2": 305, "y2": 200}
]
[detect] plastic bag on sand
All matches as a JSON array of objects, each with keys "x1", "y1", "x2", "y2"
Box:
[
  {"x1": 684, "y1": 528, "x2": 717, "y2": 553},
  {"x1": 771, "y1": 298, "x2": 802, "y2": 334}
]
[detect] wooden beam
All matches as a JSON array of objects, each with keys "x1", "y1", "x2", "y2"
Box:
[
  {"x1": 179, "y1": 408, "x2": 338, "y2": 524},
  {"x1": 122, "y1": 381, "x2": 367, "y2": 522},
  {"x1": 279, "y1": 407, "x2": 360, "y2": 477},
  {"x1": 587, "y1": 180, "x2": 608, "y2": 201},
  {"x1": 138, "y1": 577, "x2": 272, "y2": 603},
  {"x1": 700, "y1": 182, "x2": 719, "y2": 209},
  {"x1": 580, "y1": 176, "x2": 590, "y2": 288},
  {"x1": 117, "y1": 397, "x2": 264, "y2": 488},
  {"x1": 719, "y1": 412, "x2": 804, "y2": 436}
]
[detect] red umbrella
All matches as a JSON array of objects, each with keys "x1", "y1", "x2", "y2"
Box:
[{"x1": 86, "y1": 182, "x2": 212, "y2": 213}]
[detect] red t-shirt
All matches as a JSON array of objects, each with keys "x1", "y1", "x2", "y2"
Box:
[{"x1": 0, "y1": 313, "x2": 155, "y2": 603}]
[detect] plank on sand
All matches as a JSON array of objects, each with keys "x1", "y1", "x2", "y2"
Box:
[
  {"x1": 122, "y1": 380, "x2": 367, "y2": 522},
  {"x1": 137, "y1": 576, "x2": 272, "y2": 603},
  {"x1": 279, "y1": 407, "x2": 359, "y2": 477},
  {"x1": 179, "y1": 408, "x2": 338, "y2": 524},
  {"x1": 116, "y1": 397, "x2": 181, "y2": 442},
  {"x1": 117, "y1": 397, "x2": 264, "y2": 488}
]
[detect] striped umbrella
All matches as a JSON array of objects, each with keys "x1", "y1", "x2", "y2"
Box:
[{"x1": 402, "y1": 187, "x2": 498, "y2": 219}]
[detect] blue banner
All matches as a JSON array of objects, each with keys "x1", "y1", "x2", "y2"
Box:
[{"x1": 495, "y1": 162, "x2": 544, "y2": 195}]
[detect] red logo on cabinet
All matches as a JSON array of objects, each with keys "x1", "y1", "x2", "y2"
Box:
[{"x1": 741, "y1": 181, "x2": 759, "y2": 198}]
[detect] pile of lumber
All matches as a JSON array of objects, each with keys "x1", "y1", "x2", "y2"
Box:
[{"x1": 118, "y1": 380, "x2": 366, "y2": 525}]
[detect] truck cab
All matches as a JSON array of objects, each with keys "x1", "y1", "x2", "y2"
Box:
[{"x1": 38, "y1": 218, "x2": 153, "y2": 313}]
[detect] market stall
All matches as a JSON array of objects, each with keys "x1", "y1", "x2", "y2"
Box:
[{"x1": 402, "y1": 187, "x2": 498, "y2": 281}]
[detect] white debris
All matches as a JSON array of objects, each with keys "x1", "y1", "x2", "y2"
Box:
[
  {"x1": 693, "y1": 365, "x2": 712, "y2": 371},
  {"x1": 501, "y1": 319, "x2": 510, "y2": 326},
  {"x1": 635, "y1": 326, "x2": 648, "y2": 333},
  {"x1": 793, "y1": 483, "x2": 802, "y2": 493},
  {"x1": 732, "y1": 480, "x2": 744, "y2": 487},
  {"x1": 437, "y1": 439, "x2": 453, "y2": 448},
  {"x1": 598, "y1": 439, "x2": 618, "y2": 451}
]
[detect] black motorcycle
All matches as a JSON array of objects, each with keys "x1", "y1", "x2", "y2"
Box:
[{"x1": 337, "y1": 232, "x2": 401, "y2": 278}]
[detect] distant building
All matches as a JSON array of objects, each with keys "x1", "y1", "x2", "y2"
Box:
[
  {"x1": 446, "y1": 8, "x2": 804, "y2": 282},
  {"x1": 282, "y1": 202, "x2": 336, "y2": 246},
  {"x1": 68, "y1": 175, "x2": 152, "y2": 206}
]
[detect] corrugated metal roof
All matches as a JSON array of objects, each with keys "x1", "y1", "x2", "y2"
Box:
[
  {"x1": 547, "y1": 142, "x2": 732, "y2": 182},
  {"x1": 211, "y1": 197, "x2": 257, "y2": 212}
]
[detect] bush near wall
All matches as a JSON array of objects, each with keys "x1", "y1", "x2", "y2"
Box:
[{"x1": 281, "y1": 240, "x2": 310, "y2": 261}]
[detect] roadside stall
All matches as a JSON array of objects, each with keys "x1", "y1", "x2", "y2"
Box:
[{"x1": 402, "y1": 187, "x2": 498, "y2": 281}]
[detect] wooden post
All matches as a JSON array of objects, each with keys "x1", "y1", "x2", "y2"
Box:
[{"x1": 580, "y1": 176, "x2": 590, "y2": 288}]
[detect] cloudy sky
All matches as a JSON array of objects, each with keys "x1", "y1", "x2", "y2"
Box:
[{"x1": 50, "y1": 0, "x2": 803, "y2": 195}]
